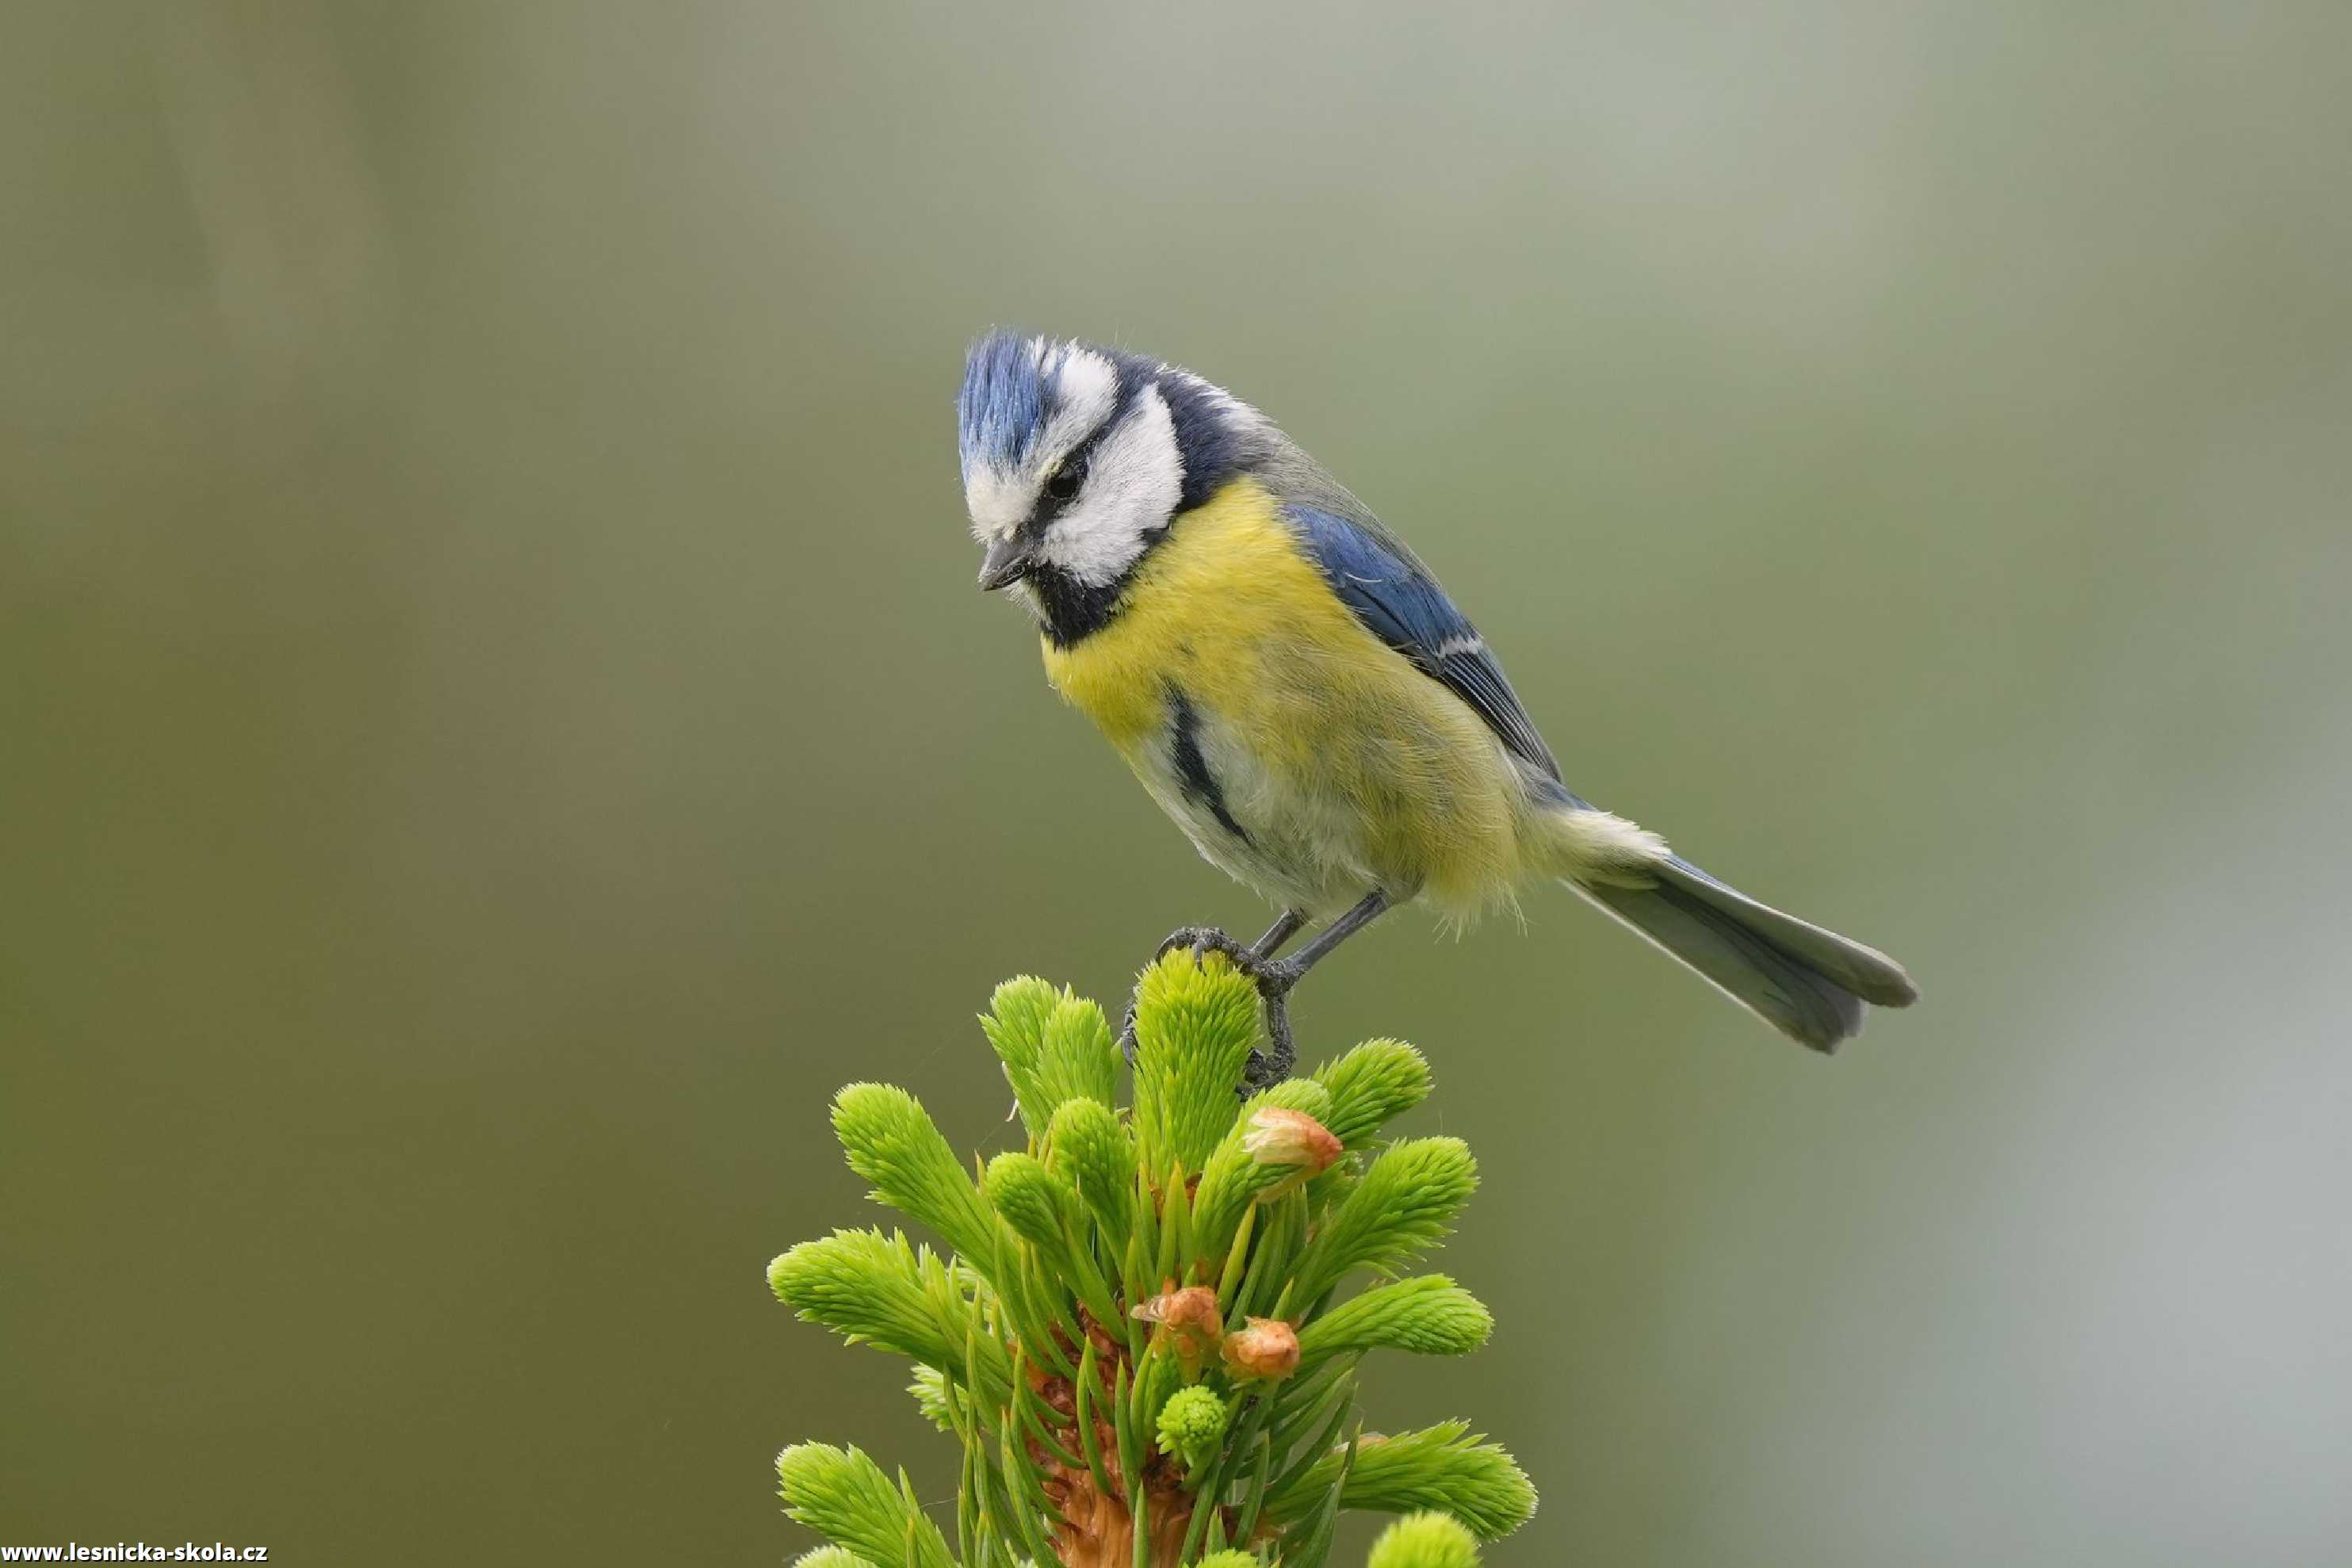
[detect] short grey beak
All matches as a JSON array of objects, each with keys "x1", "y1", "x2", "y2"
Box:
[{"x1": 977, "y1": 535, "x2": 1031, "y2": 591}]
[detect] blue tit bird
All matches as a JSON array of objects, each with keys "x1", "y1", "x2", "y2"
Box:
[{"x1": 956, "y1": 331, "x2": 1916, "y2": 1080}]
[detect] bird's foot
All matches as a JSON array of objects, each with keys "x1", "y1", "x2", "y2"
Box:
[{"x1": 1119, "y1": 926, "x2": 1302, "y2": 1092}]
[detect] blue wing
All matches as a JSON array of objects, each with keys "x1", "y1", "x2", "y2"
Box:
[{"x1": 1287, "y1": 504, "x2": 1562, "y2": 782}]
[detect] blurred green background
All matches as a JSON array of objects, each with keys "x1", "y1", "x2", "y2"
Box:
[{"x1": 6, "y1": 2, "x2": 2349, "y2": 1563}]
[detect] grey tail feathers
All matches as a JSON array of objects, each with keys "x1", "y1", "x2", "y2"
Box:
[{"x1": 1572, "y1": 856, "x2": 1919, "y2": 1052}]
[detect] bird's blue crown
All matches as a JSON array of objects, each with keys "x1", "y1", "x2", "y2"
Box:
[{"x1": 958, "y1": 330, "x2": 1054, "y2": 474}]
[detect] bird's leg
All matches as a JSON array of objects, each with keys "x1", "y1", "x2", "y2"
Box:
[
  {"x1": 1244, "y1": 889, "x2": 1393, "y2": 1088},
  {"x1": 1249, "y1": 910, "x2": 1306, "y2": 960},
  {"x1": 1268, "y1": 889, "x2": 1392, "y2": 979}
]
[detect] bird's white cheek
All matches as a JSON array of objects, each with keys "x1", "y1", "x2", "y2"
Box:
[
  {"x1": 1034, "y1": 389, "x2": 1181, "y2": 585},
  {"x1": 1038, "y1": 505, "x2": 1140, "y2": 585}
]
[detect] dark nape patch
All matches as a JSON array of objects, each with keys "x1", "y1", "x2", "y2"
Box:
[{"x1": 1153, "y1": 370, "x2": 1245, "y2": 511}]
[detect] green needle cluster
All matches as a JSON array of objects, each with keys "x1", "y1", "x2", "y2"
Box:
[{"x1": 771, "y1": 949, "x2": 1535, "y2": 1568}]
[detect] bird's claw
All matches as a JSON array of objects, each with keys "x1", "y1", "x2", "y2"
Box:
[{"x1": 1120, "y1": 924, "x2": 1300, "y2": 1092}]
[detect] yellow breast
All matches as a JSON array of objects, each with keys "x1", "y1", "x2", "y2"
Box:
[
  {"x1": 1038, "y1": 477, "x2": 1532, "y2": 917},
  {"x1": 1039, "y1": 479, "x2": 1363, "y2": 740}
]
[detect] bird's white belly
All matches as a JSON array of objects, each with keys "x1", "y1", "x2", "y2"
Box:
[{"x1": 1127, "y1": 694, "x2": 1373, "y2": 918}]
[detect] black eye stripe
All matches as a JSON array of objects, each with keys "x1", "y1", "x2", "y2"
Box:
[
  {"x1": 1032, "y1": 361, "x2": 1148, "y2": 526},
  {"x1": 1034, "y1": 428, "x2": 1108, "y2": 524}
]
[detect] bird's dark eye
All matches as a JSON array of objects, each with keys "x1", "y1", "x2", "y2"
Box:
[{"x1": 1042, "y1": 462, "x2": 1084, "y2": 504}]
